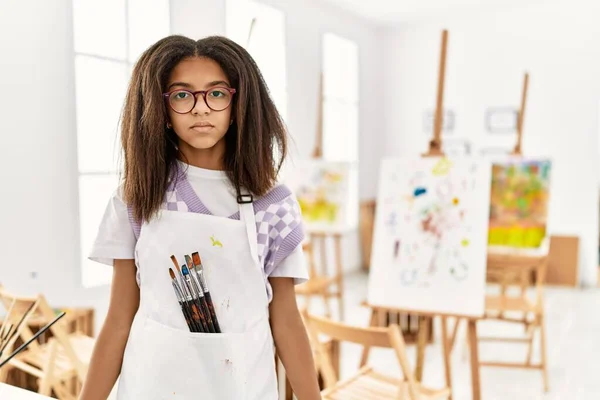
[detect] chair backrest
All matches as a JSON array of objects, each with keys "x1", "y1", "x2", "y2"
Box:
[
  {"x1": 0, "y1": 287, "x2": 88, "y2": 382},
  {"x1": 302, "y1": 310, "x2": 419, "y2": 395},
  {"x1": 0, "y1": 286, "x2": 42, "y2": 356}
]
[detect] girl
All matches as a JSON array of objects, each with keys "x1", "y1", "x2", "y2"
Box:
[{"x1": 80, "y1": 35, "x2": 321, "y2": 400}]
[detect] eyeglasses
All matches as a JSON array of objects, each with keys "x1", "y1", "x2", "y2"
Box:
[{"x1": 162, "y1": 86, "x2": 237, "y2": 114}]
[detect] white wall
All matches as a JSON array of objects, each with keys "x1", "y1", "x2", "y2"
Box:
[
  {"x1": 381, "y1": 1, "x2": 600, "y2": 286},
  {"x1": 0, "y1": 0, "x2": 380, "y2": 330}
]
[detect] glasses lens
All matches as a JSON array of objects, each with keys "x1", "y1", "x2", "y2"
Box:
[
  {"x1": 206, "y1": 88, "x2": 232, "y2": 111},
  {"x1": 169, "y1": 90, "x2": 195, "y2": 113}
]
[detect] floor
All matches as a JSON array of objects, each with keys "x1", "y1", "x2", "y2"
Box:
[{"x1": 301, "y1": 270, "x2": 600, "y2": 400}]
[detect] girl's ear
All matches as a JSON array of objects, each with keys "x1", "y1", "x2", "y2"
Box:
[{"x1": 167, "y1": 121, "x2": 172, "y2": 129}]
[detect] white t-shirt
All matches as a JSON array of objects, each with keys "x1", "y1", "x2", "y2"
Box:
[{"x1": 89, "y1": 162, "x2": 308, "y2": 302}]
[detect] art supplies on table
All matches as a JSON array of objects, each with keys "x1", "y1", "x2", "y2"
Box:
[
  {"x1": 168, "y1": 253, "x2": 221, "y2": 333},
  {"x1": 0, "y1": 311, "x2": 66, "y2": 369}
]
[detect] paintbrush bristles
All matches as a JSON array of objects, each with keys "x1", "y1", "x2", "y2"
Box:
[
  {"x1": 170, "y1": 255, "x2": 180, "y2": 271},
  {"x1": 184, "y1": 255, "x2": 194, "y2": 269},
  {"x1": 192, "y1": 252, "x2": 201, "y2": 267},
  {"x1": 169, "y1": 268, "x2": 176, "y2": 280}
]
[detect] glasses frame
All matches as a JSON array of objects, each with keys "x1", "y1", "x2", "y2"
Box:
[{"x1": 162, "y1": 86, "x2": 237, "y2": 114}]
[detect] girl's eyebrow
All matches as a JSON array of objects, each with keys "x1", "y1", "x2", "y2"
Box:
[
  {"x1": 167, "y1": 80, "x2": 231, "y2": 90},
  {"x1": 167, "y1": 81, "x2": 193, "y2": 90},
  {"x1": 204, "y1": 80, "x2": 231, "y2": 88}
]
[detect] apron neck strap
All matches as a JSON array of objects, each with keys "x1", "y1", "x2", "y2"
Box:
[{"x1": 239, "y1": 201, "x2": 260, "y2": 267}]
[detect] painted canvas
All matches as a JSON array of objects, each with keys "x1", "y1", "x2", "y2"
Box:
[
  {"x1": 285, "y1": 160, "x2": 357, "y2": 232},
  {"x1": 367, "y1": 157, "x2": 491, "y2": 317},
  {"x1": 488, "y1": 159, "x2": 552, "y2": 248}
]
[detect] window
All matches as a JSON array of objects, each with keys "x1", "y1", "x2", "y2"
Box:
[
  {"x1": 322, "y1": 33, "x2": 360, "y2": 228},
  {"x1": 72, "y1": 0, "x2": 170, "y2": 287},
  {"x1": 322, "y1": 33, "x2": 359, "y2": 162},
  {"x1": 225, "y1": 0, "x2": 287, "y2": 119}
]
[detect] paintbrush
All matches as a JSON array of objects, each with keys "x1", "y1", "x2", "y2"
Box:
[
  {"x1": 177, "y1": 263, "x2": 205, "y2": 333},
  {"x1": 191, "y1": 252, "x2": 221, "y2": 333},
  {"x1": 181, "y1": 265, "x2": 210, "y2": 333},
  {"x1": 185, "y1": 255, "x2": 216, "y2": 333},
  {"x1": 170, "y1": 255, "x2": 203, "y2": 332},
  {"x1": 0, "y1": 300, "x2": 38, "y2": 358},
  {"x1": 169, "y1": 268, "x2": 195, "y2": 332},
  {"x1": 0, "y1": 311, "x2": 66, "y2": 369}
]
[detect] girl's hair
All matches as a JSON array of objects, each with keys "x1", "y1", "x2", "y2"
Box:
[{"x1": 121, "y1": 35, "x2": 287, "y2": 222}]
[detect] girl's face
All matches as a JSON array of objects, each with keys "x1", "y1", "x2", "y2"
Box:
[{"x1": 165, "y1": 57, "x2": 233, "y2": 166}]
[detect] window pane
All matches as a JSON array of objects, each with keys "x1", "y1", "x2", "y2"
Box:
[
  {"x1": 79, "y1": 173, "x2": 121, "y2": 287},
  {"x1": 323, "y1": 99, "x2": 358, "y2": 162},
  {"x1": 226, "y1": 0, "x2": 287, "y2": 118},
  {"x1": 75, "y1": 55, "x2": 128, "y2": 173},
  {"x1": 128, "y1": 0, "x2": 170, "y2": 63},
  {"x1": 323, "y1": 33, "x2": 359, "y2": 102},
  {"x1": 72, "y1": 0, "x2": 126, "y2": 60}
]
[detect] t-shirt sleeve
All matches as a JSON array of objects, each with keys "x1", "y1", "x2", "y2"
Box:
[
  {"x1": 88, "y1": 187, "x2": 136, "y2": 266},
  {"x1": 268, "y1": 243, "x2": 309, "y2": 284},
  {"x1": 259, "y1": 193, "x2": 309, "y2": 285}
]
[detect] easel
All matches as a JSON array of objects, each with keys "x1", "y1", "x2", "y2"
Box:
[
  {"x1": 364, "y1": 29, "x2": 483, "y2": 400},
  {"x1": 511, "y1": 72, "x2": 529, "y2": 156},
  {"x1": 294, "y1": 71, "x2": 347, "y2": 322},
  {"x1": 477, "y1": 72, "x2": 550, "y2": 392}
]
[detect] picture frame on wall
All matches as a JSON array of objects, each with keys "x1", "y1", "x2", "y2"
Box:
[
  {"x1": 423, "y1": 109, "x2": 456, "y2": 134},
  {"x1": 485, "y1": 107, "x2": 518, "y2": 133}
]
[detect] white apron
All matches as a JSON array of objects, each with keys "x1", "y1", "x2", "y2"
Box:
[{"x1": 117, "y1": 200, "x2": 278, "y2": 400}]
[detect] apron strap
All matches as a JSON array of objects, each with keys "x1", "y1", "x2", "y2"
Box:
[{"x1": 239, "y1": 201, "x2": 260, "y2": 268}]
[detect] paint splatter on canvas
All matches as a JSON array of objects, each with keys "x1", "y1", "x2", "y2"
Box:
[
  {"x1": 488, "y1": 159, "x2": 551, "y2": 248},
  {"x1": 367, "y1": 157, "x2": 491, "y2": 318}
]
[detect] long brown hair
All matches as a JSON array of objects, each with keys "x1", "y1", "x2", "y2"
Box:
[{"x1": 121, "y1": 35, "x2": 288, "y2": 222}]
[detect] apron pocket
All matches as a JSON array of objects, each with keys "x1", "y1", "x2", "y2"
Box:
[{"x1": 122, "y1": 315, "x2": 249, "y2": 400}]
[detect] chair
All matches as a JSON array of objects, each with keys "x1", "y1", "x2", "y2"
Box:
[
  {"x1": 295, "y1": 238, "x2": 340, "y2": 319},
  {"x1": 302, "y1": 310, "x2": 450, "y2": 399},
  {"x1": 0, "y1": 287, "x2": 95, "y2": 399},
  {"x1": 477, "y1": 249, "x2": 550, "y2": 392}
]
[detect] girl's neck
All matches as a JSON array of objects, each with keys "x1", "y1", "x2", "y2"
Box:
[{"x1": 178, "y1": 142, "x2": 225, "y2": 171}]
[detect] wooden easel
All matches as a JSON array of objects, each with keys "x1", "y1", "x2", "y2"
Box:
[
  {"x1": 295, "y1": 71, "x2": 347, "y2": 321},
  {"x1": 511, "y1": 72, "x2": 529, "y2": 156},
  {"x1": 364, "y1": 29, "x2": 483, "y2": 400},
  {"x1": 477, "y1": 73, "x2": 550, "y2": 392}
]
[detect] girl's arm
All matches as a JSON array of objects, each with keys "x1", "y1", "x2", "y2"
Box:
[
  {"x1": 269, "y1": 277, "x2": 321, "y2": 400},
  {"x1": 79, "y1": 259, "x2": 140, "y2": 400}
]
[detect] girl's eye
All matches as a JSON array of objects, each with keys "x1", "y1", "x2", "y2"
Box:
[
  {"x1": 209, "y1": 90, "x2": 226, "y2": 98},
  {"x1": 173, "y1": 91, "x2": 190, "y2": 100}
]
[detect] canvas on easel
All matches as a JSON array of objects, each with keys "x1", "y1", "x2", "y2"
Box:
[
  {"x1": 367, "y1": 156, "x2": 492, "y2": 318},
  {"x1": 285, "y1": 159, "x2": 358, "y2": 233},
  {"x1": 488, "y1": 157, "x2": 552, "y2": 249}
]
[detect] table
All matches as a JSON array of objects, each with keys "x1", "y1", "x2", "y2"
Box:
[{"x1": 0, "y1": 383, "x2": 53, "y2": 399}]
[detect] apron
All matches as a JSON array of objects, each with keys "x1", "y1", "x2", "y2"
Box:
[{"x1": 116, "y1": 197, "x2": 278, "y2": 400}]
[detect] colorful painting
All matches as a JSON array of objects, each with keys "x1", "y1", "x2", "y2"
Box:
[
  {"x1": 285, "y1": 160, "x2": 357, "y2": 232},
  {"x1": 367, "y1": 157, "x2": 491, "y2": 318},
  {"x1": 488, "y1": 159, "x2": 551, "y2": 248}
]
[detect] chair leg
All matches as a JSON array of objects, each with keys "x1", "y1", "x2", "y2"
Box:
[
  {"x1": 359, "y1": 310, "x2": 378, "y2": 367},
  {"x1": 525, "y1": 320, "x2": 536, "y2": 365},
  {"x1": 539, "y1": 315, "x2": 549, "y2": 392},
  {"x1": 38, "y1": 339, "x2": 58, "y2": 396},
  {"x1": 322, "y1": 292, "x2": 332, "y2": 318},
  {"x1": 337, "y1": 292, "x2": 344, "y2": 322}
]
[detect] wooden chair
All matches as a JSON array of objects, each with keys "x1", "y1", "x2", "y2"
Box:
[
  {"x1": 295, "y1": 238, "x2": 341, "y2": 319},
  {"x1": 303, "y1": 310, "x2": 450, "y2": 399},
  {"x1": 0, "y1": 287, "x2": 95, "y2": 399},
  {"x1": 477, "y1": 250, "x2": 550, "y2": 392}
]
